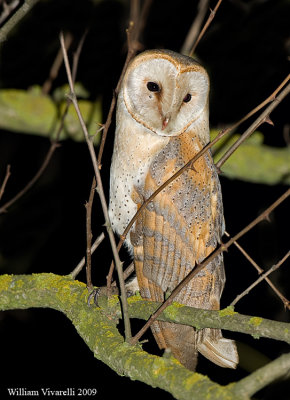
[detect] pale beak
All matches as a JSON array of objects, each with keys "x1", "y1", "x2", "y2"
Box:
[{"x1": 161, "y1": 116, "x2": 170, "y2": 130}]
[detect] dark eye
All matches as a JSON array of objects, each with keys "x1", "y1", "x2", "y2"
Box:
[
  {"x1": 147, "y1": 81, "x2": 160, "y2": 92},
  {"x1": 183, "y1": 93, "x2": 192, "y2": 103}
]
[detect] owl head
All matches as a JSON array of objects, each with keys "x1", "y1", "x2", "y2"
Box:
[{"x1": 122, "y1": 49, "x2": 209, "y2": 137}]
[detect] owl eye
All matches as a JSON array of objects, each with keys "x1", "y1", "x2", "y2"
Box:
[
  {"x1": 147, "y1": 81, "x2": 160, "y2": 92},
  {"x1": 183, "y1": 93, "x2": 192, "y2": 103}
]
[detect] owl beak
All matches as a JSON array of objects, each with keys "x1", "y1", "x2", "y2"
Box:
[{"x1": 161, "y1": 116, "x2": 170, "y2": 130}]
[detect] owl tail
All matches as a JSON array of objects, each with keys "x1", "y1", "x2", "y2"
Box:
[
  {"x1": 197, "y1": 328, "x2": 238, "y2": 369},
  {"x1": 151, "y1": 322, "x2": 238, "y2": 371},
  {"x1": 151, "y1": 321, "x2": 198, "y2": 371}
]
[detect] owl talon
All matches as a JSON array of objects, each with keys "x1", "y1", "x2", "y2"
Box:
[
  {"x1": 87, "y1": 286, "x2": 119, "y2": 307},
  {"x1": 87, "y1": 288, "x2": 101, "y2": 307}
]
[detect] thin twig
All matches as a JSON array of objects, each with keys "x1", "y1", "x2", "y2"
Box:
[
  {"x1": 72, "y1": 29, "x2": 88, "y2": 84},
  {"x1": 60, "y1": 32, "x2": 132, "y2": 342},
  {"x1": 0, "y1": 142, "x2": 60, "y2": 214},
  {"x1": 0, "y1": 0, "x2": 20, "y2": 26},
  {"x1": 130, "y1": 188, "x2": 290, "y2": 345},
  {"x1": 42, "y1": 32, "x2": 73, "y2": 95},
  {"x1": 110, "y1": 261, "x2": 135, "y2": 288},
  {"x1": 230, "y1": 251, "x2": 290, "y2": 307},
  {"x1": 225, "y1": 231, "x2": 290, "y2": 309},
  {"x1": 181, "y1": 0, "x2": 210, "y2": 55},
  {"x1": 70, "y1": 232, "x2": 105, "y2": 279},
  {"x1": 216, "y1": 81, "x2": 290, "y2": 169},
  {"x1": 0, "y1": 164, "x2": 11, "y2": 201},
  {"x1": 189, "y1": 0, "x2": 223, "y2": 57},
  {"x1": 85, "y1": 177, "x2": 97, "y2": 291},
  {"x1": 0, "y1": 0, "x2": 39, "y2": 43}
]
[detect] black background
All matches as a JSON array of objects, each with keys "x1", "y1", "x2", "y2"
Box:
[{"x1": 0, "y1": 0, "x2": 289, "y2": 399}]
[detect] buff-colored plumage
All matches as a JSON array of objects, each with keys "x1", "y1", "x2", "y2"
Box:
[{"x1": 109, "y1": 49, "x2": 238, "y2": 371}]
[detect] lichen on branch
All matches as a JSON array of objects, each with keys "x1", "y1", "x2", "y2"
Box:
[{"x1": 1, "y1": 273, "x2": 289, "y2": 400}]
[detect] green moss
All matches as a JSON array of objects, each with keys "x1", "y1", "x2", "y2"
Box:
[
  {"x1": 184, "y1": 372, "x2": 206, "y2": 390},
  {"x1": 0, "y1": 274, "x2": 13, "y2": 291},
  {"x1": 127, "y1": 292, "x2": 142, "y2": 303},
  {"x1": 164, "y1": 302, "x2": 185, "y2": 320},
  {"x1": 249, "y1": 317, "x2": 263, "y2": 327},
  {"x1": 251, "y1": 333, "x2": 260, "y2": 340},
  {"x1": 107, "y1": 294, "x2": 120, "y2": 308},
  {"x1": 219, "y1": 306, "x2": 237, "y2": 317}
]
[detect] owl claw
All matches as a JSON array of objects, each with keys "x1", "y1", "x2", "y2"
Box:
[
  {"x1": 87, "y1": 288, "x2": 101, "y2": 307},
  {"x1": 87, "y1": 286, "x2": 119, "y2": 307}
]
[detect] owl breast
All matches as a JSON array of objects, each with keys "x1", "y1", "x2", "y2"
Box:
[{"x1": 109, "y1": 92, "x2": 169, "y2": 250}]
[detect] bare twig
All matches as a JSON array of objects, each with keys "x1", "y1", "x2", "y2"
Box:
[
  {"x1": 181, "y1": 0, "x2": 210, "y2": 55},
  {"x1": 72, "y1": 29, "x2": 88, "y2": 84},
  {"x1": 230, "y1": 251, "x2": 290, "y2": 307},
  {"x1": 97, "y1": 0, "x2": 152, "y2": 166},
  {"x1": 70, "y1": 232, "x2": 105, "y2": 280},
  {"x1": 0, "y1": 164, "x2": 11, "y2": 201},
  {"x1": 60, "y1": 32, "x2": 132, "y2": 341},
  {"x1": 225, "y1": 231, "x2": 290, "y2": 309},
  {"x1": 0, "y1": 0, "x2": 40, "y2": 43},
  {"x1": 189, "y1": 0, "x2": 223, "y2": 57},
  {"x1": 0, "y1": 0, "x2": 20, "y2": 26},
  {"x1": 130, "y1": 188, "x2": 290, "y2": 345},
  {"x1": 42, "y1": 32, "x2": 73, "y2": 95},
  {"x1": 85, "y1": 177, "x2": 97, "y2": 291},
  {"x1": 0, "y1": 142, "x2": 60, "y2": 214},
  {"x1": 216, "y1": 81, "x2": 290, "y2": 169}
]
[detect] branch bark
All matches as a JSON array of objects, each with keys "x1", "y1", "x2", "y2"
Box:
[
  {"x1": 0, "y1": 0, "x2": 40, "y2": 43},
  {"x1": 1, "y1": 273, "x2": 289, "y2": 399}
]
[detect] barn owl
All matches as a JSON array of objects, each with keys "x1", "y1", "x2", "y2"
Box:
[{"x1": 109, "y1": 49, "x2": 238, "y2": 371}]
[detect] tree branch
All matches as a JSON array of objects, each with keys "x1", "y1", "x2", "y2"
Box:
[
  {"x1": 181, "y1": 0, "x2": 210, "y2": 55},
  {"x1": 1, "y1": 273, "x2": 289, "y2": 399},
  {"x1": 0, "y1": 164, "x2": 11, "y2": 201},
  {"x1": 230, "y1": 251, "x2": 290, "y2": 307},
  {"x1": 189, "y1": 0, "x2": 223, "y2": 57},
  {"x1": 0, "y1": 273, "x2": 242, "y2": 400},
  {"x1": 233, "y1": 353, "x2": 290, "y2": 398},
  {"x1": 85, "y1": 177, "x2": 97, "y2": 290},
  {"x1": 224, "y1": 231, "x2": 290, "y2": 309},
  {"x1": 216, "y1": 81, "x2": 290, "y2": 169},
  {"x1": 70, "y1": 232, "x2": 105, "y2": 280},
  {"x1": 0, "y1": 0, "x2": 39, "y2": 43}
]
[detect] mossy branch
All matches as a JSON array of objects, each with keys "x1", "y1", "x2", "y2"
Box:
[{"x1": 1, "y1": 273, "x2": 289, "y2": 400}]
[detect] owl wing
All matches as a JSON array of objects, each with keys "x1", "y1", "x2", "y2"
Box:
[{"x1": 131, "y1": 132, "x2": 238, "y2": 370}]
